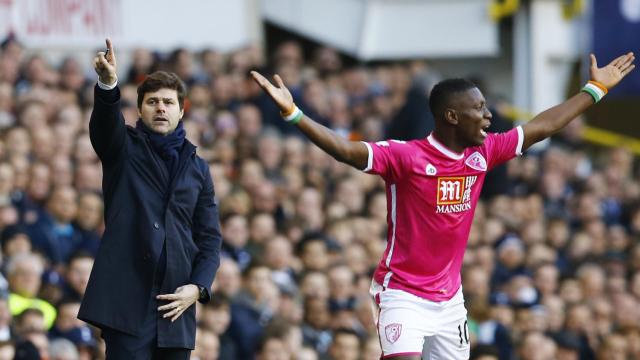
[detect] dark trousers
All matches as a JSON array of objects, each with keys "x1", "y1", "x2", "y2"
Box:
[
  {"x1": 102, "y1": 268, "x2": 190, "y2": 360},
  {"x1": 102, "y1": 328, "x2": 190, "y2": 360}
]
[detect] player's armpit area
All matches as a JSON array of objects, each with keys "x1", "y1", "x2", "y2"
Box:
[{"x1": 343, "y1": 141, "x2": 370, "y2": 171}]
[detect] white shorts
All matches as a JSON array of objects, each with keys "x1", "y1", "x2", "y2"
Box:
[{"x1": 370, "y1": 281, "x2": 470, "y2": 359}]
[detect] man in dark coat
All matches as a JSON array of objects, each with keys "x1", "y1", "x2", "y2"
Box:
[{"x1": 78, "y1": 38, "x2": 222, "y2": 359}]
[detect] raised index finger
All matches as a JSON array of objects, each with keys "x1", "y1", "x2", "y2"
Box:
[{"x1": 105, "y1": 38, "x2": 116, "y2": 61}]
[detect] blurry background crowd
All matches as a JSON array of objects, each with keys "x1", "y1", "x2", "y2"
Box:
[
  {"x1": 0, "y1": 33, "x2": 639, "y2": 360},
  {"x1": 0, "y1": 0, "x2": 639, "y2": 359}
]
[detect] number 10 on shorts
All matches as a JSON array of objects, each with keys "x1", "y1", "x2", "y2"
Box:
[{"x1": 458, "y1": 320, "x2": 469, "y2": 346}]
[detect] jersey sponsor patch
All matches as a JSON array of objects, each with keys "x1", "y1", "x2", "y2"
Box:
[
  {"x1": 385, "y1": 323, "x2": 402, "y2": 344},
  {"x1": 436, "y1": 176, "x2": 477, "y2": 213},
  {"x1": 465, "y1": 151, "x2": 487, "y2": 171}
]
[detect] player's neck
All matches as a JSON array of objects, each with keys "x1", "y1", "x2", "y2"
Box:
[{"x1": 431, "y1": 130, "x2": 465, "y2": 154}]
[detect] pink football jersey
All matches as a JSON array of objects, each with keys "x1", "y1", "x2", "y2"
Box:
[{"x1": 363, "y1": 127, "x2": 524, "y2": 301}]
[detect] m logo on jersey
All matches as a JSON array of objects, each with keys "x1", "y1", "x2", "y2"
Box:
[
  {"x1": 437, "y1": 177, "x2": 466, "y2": 205},
  {"x1": 465, "y1": 152, "x2": 487, "y2": 171},
  {"x1": 385, "y1": 323, "x2": 402, "y2": 344},
  {"x1": 436, "y1": 176, "x2": 477, "y2": 213}
]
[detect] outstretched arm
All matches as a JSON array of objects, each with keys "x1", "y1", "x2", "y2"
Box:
[
  {"x1": 522, "y1": 52, "x2": 635, "y2": 150},
  {"x1": 89, "y1": 38, "x2": 125, "y2": 164},
  {"x1": 251, "y1": 71, "x2": 369, "y2": 170}
]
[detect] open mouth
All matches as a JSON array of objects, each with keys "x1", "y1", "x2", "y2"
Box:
[
  {"x1": 480, "y1": 124, "x2": 490, "y2": 137},
  {"x1": 153, "y1": 117, "x2": 169, "y2": 124}
]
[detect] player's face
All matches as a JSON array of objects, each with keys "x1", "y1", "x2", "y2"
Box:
[
  {"x1": 454, "y1": 87, "x2": 492, "y2": 146},
  {"x1": 138, "y1": 88, "x2": 184, "y2": 135}
]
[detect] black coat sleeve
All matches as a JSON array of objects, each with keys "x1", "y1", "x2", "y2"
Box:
[
  {"x1": 189, "y1": 161, "x2": 222, "y2": 303},
  {"x1": 89, "y1": 85, "x2": 126, "y2": 165}
]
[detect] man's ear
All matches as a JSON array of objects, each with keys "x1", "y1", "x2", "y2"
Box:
[
  {"x1": 137, "y1": 108, "x2": 142, "y2": 118},
  {"x1": 444, "y1": 108, "x2": 458, "y2": 125},
  {"x1": 180, "y1": 109, "x2": 184, "y2": 120}
]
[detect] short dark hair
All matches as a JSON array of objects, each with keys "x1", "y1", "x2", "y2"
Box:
[
  {"x1": 331, "y1": 328, "x2": 362, "y2": 350},
  {"x1": 205, "y1": 292, "x2": 230, "y2": 311},
  {"x1": 137, "y1": 71, "x2": 187, "y2": 110},
  {"x1": 16, "y1": 308, "x2": 44, "y2": 323},
  {"x1": 429, "y1": 78, "x2": 477, "y2": 120},
  {"x1": 67, "y1": 250, "x2": 94, "y2": 267},
  {"x1": 255, "y1": 334, "x2": 283, "y2": 354},
  {"x1": 470, "y1": 344, "x2": 499, "y2": 359}
]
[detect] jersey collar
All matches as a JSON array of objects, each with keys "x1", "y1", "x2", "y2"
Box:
[{"x1": 427, "y1": 133, "x2": 464, "y2": 160}]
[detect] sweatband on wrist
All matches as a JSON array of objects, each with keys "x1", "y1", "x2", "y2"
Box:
[
  {"x1": 581, "y1": 81, "x2": 607, "y2": 103},
  {"x1": 281, "y1": 105, "x2": 303, "y2": 125},
  {"x1": 281, "y1": 105, "x2": 296, "y2": 117}
]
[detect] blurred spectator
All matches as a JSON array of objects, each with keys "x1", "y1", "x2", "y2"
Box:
[
  {"x1": 7, "y1": 253, "x2": 56, "y2": 329},
  {"x1": 199, "y1": 294, "x2": 236, "y2": 359},
  {"x1": 228, "y1": 263, "x2": 278, "y2": 360},
  {"x1": 255, "y1": 334, "x2": 290, "y2": 360},
  {"x1": 192, "y1": 327, "x2": 219, "y2": 360},
  {"x1": 301, "y1": 296, "x2": 332, "y2": 355},
  {"x1": 220, "y1": 213, "x2": 252, "y2": 271},
  {"x1": 25, "y1": 186, "x2": 81, "y2": 265},
  {"x1": 49, "y1": 338, "x2": 79, "y2": 360},
  {"x1": 0, "y1": 341, "x2": 14, "y2": 360},
  {"x1": 326, "y1": 328, "x2": 360, "y2": 360},
  {"x1": 469, "y1": 344, "x2": 499, "y2": 360},
  {"x1": 13, "y1": 308, "x2": 45, "y2": 338},
  {"x1": 72, "y1": 192, "x2": 103, "y2": 256}
]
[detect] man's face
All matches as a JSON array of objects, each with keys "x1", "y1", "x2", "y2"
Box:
[
  {"x1": 449, "y1": 87, "x2": 492, "y2": 147},
  {"x1": 48, "y1": 187, "x2": 77, "y2": 223},
  {"x1": 138, "y1": 88, "x2": 183, "y2": 135},
  {"x1": 67, "y1": 257, "x2": 94, "y2": 295},
  {"x1": 330, "y1": 334, "x2": 360, "y2": 360},
  {"x1": 77, "y1": 194, "x2": 103, "y2": 230},
  {"x1": 55, "y1": 303, "x2": 82, "y2": 331},
  {"x1": 10, "y1": 261, "x2": 41, "y2": 297},
  {"x1": 201, "y1": 307, "x2": 230, "y2": 335}
]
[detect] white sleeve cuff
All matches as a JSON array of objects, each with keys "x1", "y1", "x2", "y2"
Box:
[
  {"x1": 361, "y1": 141, "x2": 373, "y2": 172},
  {"x1": 515, "y1": 126, "x2": 524, "y2": 156},
  {"x1": 97, "y1": 78, "x2": 118, "y2": 90}
]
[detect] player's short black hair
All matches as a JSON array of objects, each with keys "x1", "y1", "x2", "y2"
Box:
[{"x1": 429, "y1": 78, "x2": 478, "y2": 120}]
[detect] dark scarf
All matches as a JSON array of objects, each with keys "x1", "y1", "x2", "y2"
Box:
[{"x1": 136, "y1": 120, "x2": 185, "y2": 182}]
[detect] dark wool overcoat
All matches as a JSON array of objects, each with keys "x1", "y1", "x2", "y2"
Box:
[{"x1": 78, "y1": 85, "x2": 221, "y2": 348}]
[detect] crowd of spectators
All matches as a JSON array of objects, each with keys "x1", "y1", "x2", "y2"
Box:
[{"x1": 0, "y1": 33, "x2": 639, "y2": 360}]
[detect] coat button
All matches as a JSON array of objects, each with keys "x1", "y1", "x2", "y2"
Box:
[{"x1": 153, "y1": 222, "x2": 159, "y2": 229}]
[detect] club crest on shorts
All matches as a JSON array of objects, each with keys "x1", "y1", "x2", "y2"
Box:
[
  {"x1": 385, "y1": 323, "x2": 402, "y2": 344},
  {"x1": 465, "y1": 151, "x2": 487, "y2": 171}
]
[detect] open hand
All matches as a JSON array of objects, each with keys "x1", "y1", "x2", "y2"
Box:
[
  {"x1": 157, "y1": 284, "x2": 199, "y2": 322},
  {"x1": 250, "y1": 71, "x2": 294, "y2": 114},
  {"x1": 93, "y1": 38, "x2": 117, "y2": 86},
  {"x1": 590, "y1": 52, "x2": 635, "y2": 89}
]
